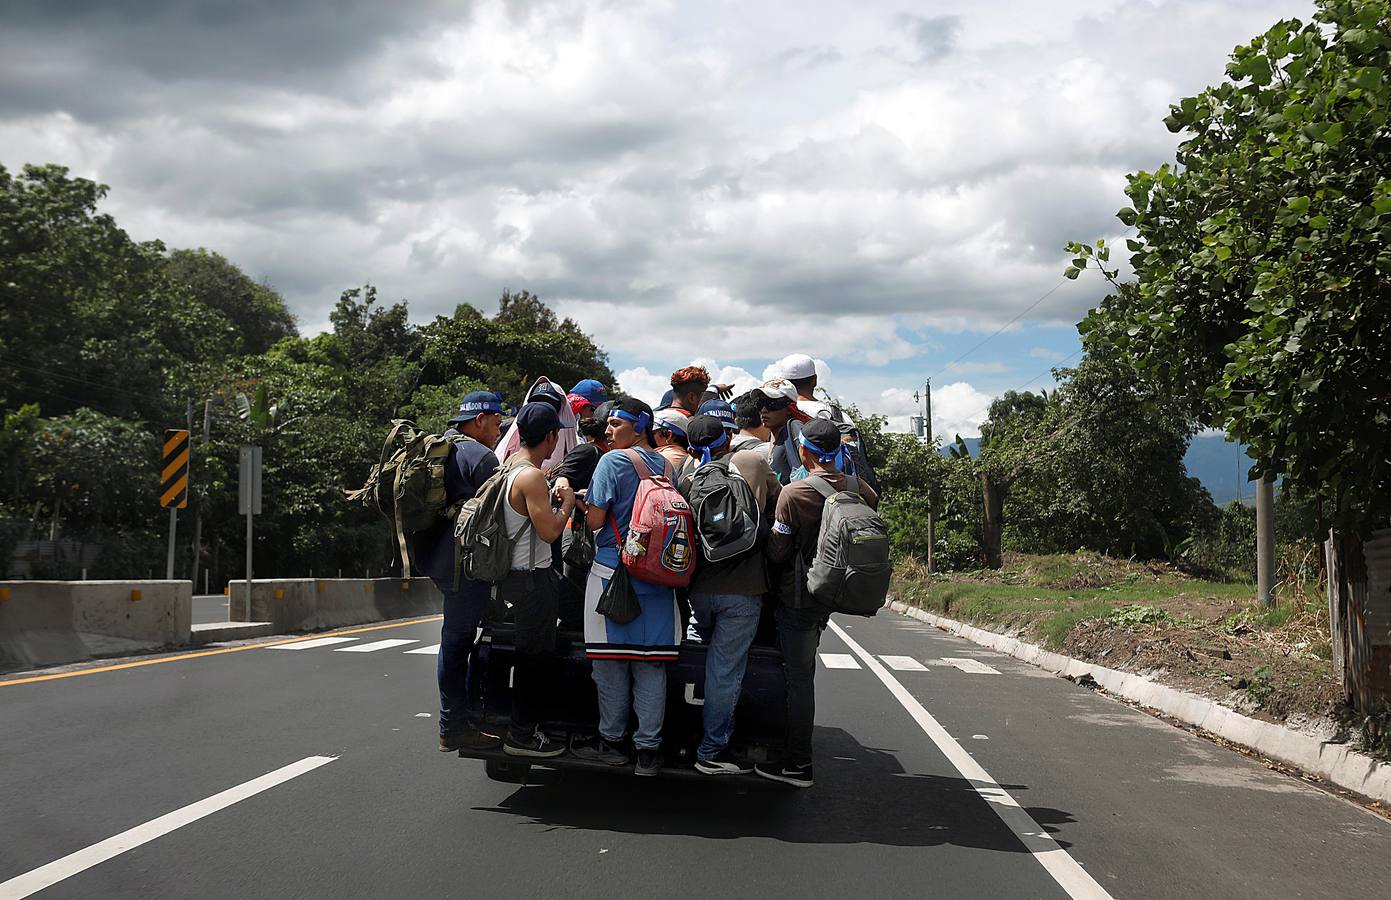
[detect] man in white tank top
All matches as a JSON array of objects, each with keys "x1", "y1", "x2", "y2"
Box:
[{"x1": 498, "y1": 402, "x2": 577, "y2": 759}]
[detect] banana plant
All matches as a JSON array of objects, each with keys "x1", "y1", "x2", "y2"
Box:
[{"x1": 235, "y1": 384, "x2": 301, "y2": 446}]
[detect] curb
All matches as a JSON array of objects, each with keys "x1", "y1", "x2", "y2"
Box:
[{"x1": 888, "y1": 599, "x2": 1391, "y2": 807}]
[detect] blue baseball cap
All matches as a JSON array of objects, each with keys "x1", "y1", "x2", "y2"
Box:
[
  {"x1": 529, "y1": 380, "x2": 566, "y2": 413},
  {"x1": 570, "y1": 379, "x2": 607, "y2": 406},
  {"x1": 449, "y1": 390, "x2": 505, "y2": 423},
  {"x1": 656, "y1": 389, "x2": 674, "y2": 411},
  {"x1": 516, "y1": 401, "x2": 563, "y2": 444},
  {"x1": 698, "y1": 399, "x2": 737, "y2": 431}
]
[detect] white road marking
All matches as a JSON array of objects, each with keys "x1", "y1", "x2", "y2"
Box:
[
  {"x1": 827, "y1": 620, "x2": 1114, "y2": 900},
  {"x1": 0, "y1": 755, "x2": 335, "y2": 900},
  {"x1": 333, "y1": 639, "x2": 419, "y2": 653},
  {"x1": 973, "y1": 734, "x2": 990, "y2": 740},
  {"x1": 404, "y1": 644, "x2": 441, "y2": 655},
  {"x1": 270, "y1": 637, "x2": 359, "y2": 650},
  {"x1": 939, "y1": 657, "x2": 1001, "y2": 675},
  {"x1": 880, "y1": 655, "x2": 929, "y2": 671},
  {"x1": 818, "y1": 653, "x2": 861, "y2": 669}
]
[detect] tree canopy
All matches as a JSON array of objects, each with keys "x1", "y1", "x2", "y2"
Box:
[{"x1": 1073, "y1": 0, "x2": 1391, "y2": 534}]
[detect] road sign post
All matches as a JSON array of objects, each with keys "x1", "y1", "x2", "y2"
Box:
[
  {"x1": 239, "y1": 446, "x2": 263, "y2": 604},
  {"x1": 161, "y1": 429, "x2": 191, "y2": 580}
]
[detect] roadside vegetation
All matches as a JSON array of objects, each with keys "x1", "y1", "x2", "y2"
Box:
[{"x1": 892, "y1": 551, "x2": 1346, "y2": 734}]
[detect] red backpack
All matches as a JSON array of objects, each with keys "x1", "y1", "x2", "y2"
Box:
[{"x1": 610, "y1": 449, "x2": 697, "y2": 587}]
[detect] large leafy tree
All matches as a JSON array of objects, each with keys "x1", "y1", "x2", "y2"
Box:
[
  {"x1": 165, "y1": 249, "x2": 298, "y2": 357},
  {"x1": 1073, "y1": 0, "x2": 1390, "y2": 536}
]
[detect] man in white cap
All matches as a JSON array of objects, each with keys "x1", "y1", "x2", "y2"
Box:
[{"x1": 776, "y1": 353, "x2": 832, "y2": 420}]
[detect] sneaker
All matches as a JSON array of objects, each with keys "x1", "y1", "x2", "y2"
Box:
[
  {"x1": 754, "y1": 761, "x2": 814, "y2": 788},
  {"x1": 439, "y1": 730, "x2": 500, "y2": 752},
  {"x1": 695, "y1": 750, "x2": 753, "y2": 776},
  {"x1": 503, "y1": 729, "x2": 566, "y2": 759},
  {"x1": 570, "y1": 735, "x2": 629, "y2": 766},
  {"x1": 635, "y1": 748, "x2": 664, "y2": 777}
]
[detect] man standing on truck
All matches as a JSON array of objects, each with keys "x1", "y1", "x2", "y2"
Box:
[
  {"x1": 411, "y1": 391, "x2": 504, "y2": 753},
  {"x1": 573, "y1": 397, "x2": 682, "y2": 777},
  {"x1": 680, "y1": 415, "x2": 780, "y2": 775},
  {"x1": 760, "y1": 418, "x2": 878, "y2": 788},
  {"x1": 498, "y1": 402, "x2": 576, "y2": 759}
]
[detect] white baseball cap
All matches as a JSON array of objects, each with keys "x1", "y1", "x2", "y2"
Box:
[
  {"x1": 757, "y1": 378, "x2": 799, "y2": 403},
  {"x1": 777, "y1": 353, "x2": 817, "y2": 380}
]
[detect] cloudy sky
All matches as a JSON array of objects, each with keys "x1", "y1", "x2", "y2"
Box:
[{"x1": 1, "y1": 0, "x2": 1312, "y2": 437}]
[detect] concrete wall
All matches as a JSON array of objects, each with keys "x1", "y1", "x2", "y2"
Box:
[
  {"x1": 0, "y1": 580, "x2": 192, "y2": 670},
  {"x1": 228, "y1": 578, "x2": 443, "y2": 632}
]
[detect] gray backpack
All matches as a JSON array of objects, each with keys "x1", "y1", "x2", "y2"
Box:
[
  {"x1": 452, "y1": 459, "x2": 534, "y2": 587},
  {"x1": 804, "y1": 475, "x2": 892, "y2": 616}
]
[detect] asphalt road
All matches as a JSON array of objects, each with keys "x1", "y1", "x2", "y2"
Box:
[
  {"x1": 3, "y1": 610, "x2": 1390, "y2": 899},
  {"x1": 191, "y1": 594, "x2": 229, "y2": 625}
]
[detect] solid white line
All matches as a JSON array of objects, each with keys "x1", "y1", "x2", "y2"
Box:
[
  {"x1": 333, "y1": 639, "x2": 419, "y2": 653},
  {"x1": 0, "y1": 756, "x2": 335, "y2": 900},
  {"x1": 404, "y1": 644, "x2": 441, "y2": 655},
  {"x1": 818, "y1": 653, "x2": 861, "y2": 670},
  {"x1": 880, "y1": 655, "x2": 929, "y2": 671},
  {"x1": 940, "y1": 657, "x2": 1002, "y2": 675},
  {"x1": 827, "y1": 620, "x2": 1113, "y2": 900},
  {"x1": 270, "y1": 637, "x2": 359, "y2": 650}
]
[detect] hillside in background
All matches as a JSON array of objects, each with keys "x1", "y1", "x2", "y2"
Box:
[{"x1": 938, "y1": 434, "x2": 1252, "y2": 506}]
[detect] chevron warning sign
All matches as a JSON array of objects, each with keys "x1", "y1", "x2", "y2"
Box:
[{"x1": 161, "y1": 429, "x2": 190, "y2": 509}]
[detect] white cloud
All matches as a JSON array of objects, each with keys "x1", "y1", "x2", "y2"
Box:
[
  {"x1": 616, "y1": 357, "x2": 763, "y2": 407},
  {"x1": 944, "y1": 360, "x2": 1010, "y2": 375},
  {"x1": 1028, "y1": 347, "x2": 1067, "y2": 362},
  {"x1": 867, "y1": 380, "x2": 991, "y2": 439}
]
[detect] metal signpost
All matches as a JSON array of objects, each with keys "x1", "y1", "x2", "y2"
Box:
[
  {"x1": 161, "y1": 429, "x2": 191, "y2": 580},
  {"x1": 239, "y1": 446, "x2": 263, "y2": 595}
]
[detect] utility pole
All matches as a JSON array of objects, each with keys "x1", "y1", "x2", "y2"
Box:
[
  {"x1": 914, "y1": 379, "x2": 935, "y2": 572},
  {"x1": 1256, "y1": 474, "x2": 1276, "y2": 607},
  {"x1": 190, "y1": 399, "x2": 211, "y2": 592}
]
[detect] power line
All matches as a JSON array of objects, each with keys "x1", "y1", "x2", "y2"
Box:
[
  {"x1": 1012, "y1": 348, "x2": 1082, "y2": 393},
  {"x1": 928, "y1": 279, "x2": 1067, "y2": 383}
]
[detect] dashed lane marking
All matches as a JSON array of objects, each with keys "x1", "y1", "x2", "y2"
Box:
[
  {"x1": 333, "y1": 639, "x2": 420, "y2": 653},
  {"x1": 880, "y1": 655, "x2": 929, "y2": 671},
  {"x1": 269, "y1": 637, "x2": 360, "y2": 651},
  {"x1": 404, "y1": 644, "x2": 441, "y2": 655},
  {"x1": 828, "y1": 620, "x2": 1114, "y2": 900},
  {"x1": 0, "y1": 756, "x2": 336, "y2": 899},
  {"x1": 937, "y1": 657, "x2": 1002, "y2": 675},
  {"x1": 818, "y1": 653, "x2": 860, "y2": 669},
  {"x1": 0, "y1": 616, "x2": 444, "y2": 689}
]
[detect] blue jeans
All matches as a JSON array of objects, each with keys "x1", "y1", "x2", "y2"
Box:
[
  {"x1": 591, "y1": 659, "x2": 667, "y2": 750},
  {"x1": 437, "y1": 580, "x2": 490, "y2": 737},
  {"x1": 690, "y1": 592, "x2": 762, "y2": 759}
]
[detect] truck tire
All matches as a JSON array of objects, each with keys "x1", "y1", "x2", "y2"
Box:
[{"x1": 484, "y1": 758, "x2": 531, "y2": 784}]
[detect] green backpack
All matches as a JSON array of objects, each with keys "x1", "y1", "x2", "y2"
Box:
[{"x1": 346, "y1": 420, "x2": 474, "y2": 576}]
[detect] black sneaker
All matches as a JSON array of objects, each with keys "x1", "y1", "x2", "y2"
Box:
[
  {"x1": 755, "y1": 761, "x2": 814, "y2": 788},
  {"x1": 570, "y1": 735, "x2": 629, "y2": 766},
  {"x1": 695, "y1": 750, "x2": 753, "y2": 775},
  {"x1": 503, "y1": 729, "x2": 565, "y2": 759},
  {"x1": 634, "y1": 748, "x2": 664, "y2": 777}
]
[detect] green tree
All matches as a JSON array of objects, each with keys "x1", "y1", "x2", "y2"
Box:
[
  {"x1": 165, "y1": 249, "x2": 298, "y2": 356},
  {"x1": 1073, "y1": 0, "x2": 1390, "y2": 537}
]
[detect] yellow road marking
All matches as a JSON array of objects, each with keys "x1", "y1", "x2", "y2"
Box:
[{"x1": 0, "y1": 615, "x2": 443, "y2": 688}]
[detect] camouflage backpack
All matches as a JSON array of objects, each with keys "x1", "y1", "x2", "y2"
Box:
[{"x1": 346, "y1": 420, "x2": 474, "y2": 576}]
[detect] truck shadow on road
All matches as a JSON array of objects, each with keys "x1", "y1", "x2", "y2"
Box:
[{"x1": 471, "y1": 726, "x2": 1079, "y2": 852}]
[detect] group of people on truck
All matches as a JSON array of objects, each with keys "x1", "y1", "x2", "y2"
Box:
[{"x1": 411, "y1": 354, "x2": 880, "y2": 789}]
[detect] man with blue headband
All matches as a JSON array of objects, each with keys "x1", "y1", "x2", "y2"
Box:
[
  {"x1": 679, "y1": 415, "x2": 781, "y2": 775},
  {"x1": 758, "y1": 419, "x2": 879, "y2": 788},
  {"x1": 572, "y1": 397, "x2": 682, "y2": 776}
]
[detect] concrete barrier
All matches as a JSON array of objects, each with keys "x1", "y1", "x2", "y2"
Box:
[
  {"x1": 229, "y1": 578, "x2": 443, "y2": 632},
  {"x1": 0, "y1": 580, "x2": 192, "y2": 670}
]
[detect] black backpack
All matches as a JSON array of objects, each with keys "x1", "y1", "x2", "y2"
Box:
[{"x1": 684, "y1": 459, "x2": 761, "y2": 563}]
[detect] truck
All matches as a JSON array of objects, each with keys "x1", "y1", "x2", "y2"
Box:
[{"x1": 454, "y1": 620, "x2": 788, "y2": 785}]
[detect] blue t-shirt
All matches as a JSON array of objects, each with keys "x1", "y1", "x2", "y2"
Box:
[
  {"x1": 413, "y1": 431, "x2": 499, "y2": 588},
  {"x1": 587, "y1": 446, "x2": 669, "y2": 569}
]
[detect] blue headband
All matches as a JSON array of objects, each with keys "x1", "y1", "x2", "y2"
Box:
[
  {"x1": 691, "y1": 431, "x2": 728, "y2": 465},
  {"x1": 799, "y1": 433, "x2": 843, "y2": 467},
  {"x1": 611, "y1": 408, "x2": 651, "y2": 432}
]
